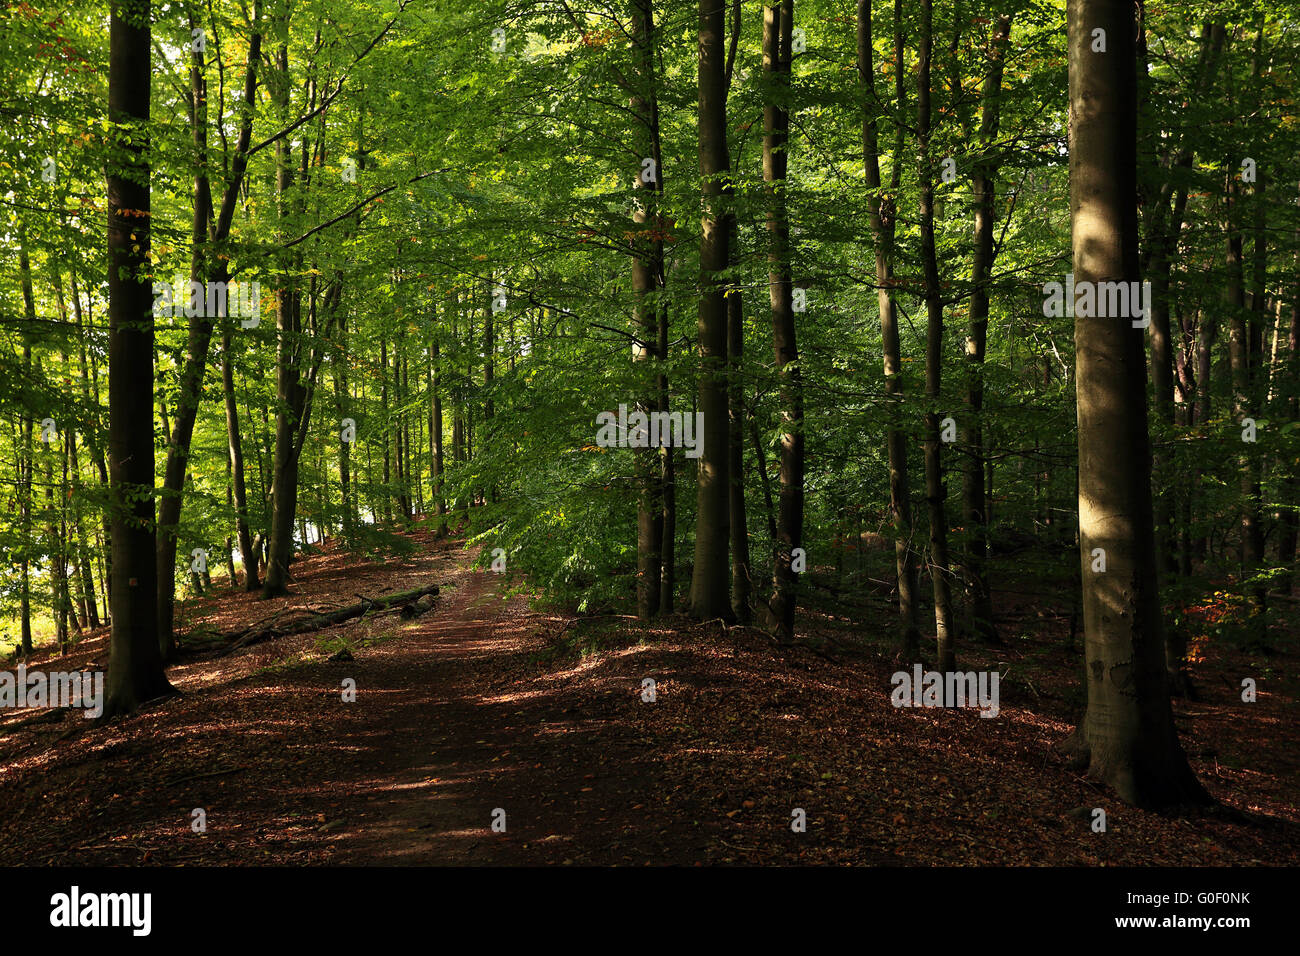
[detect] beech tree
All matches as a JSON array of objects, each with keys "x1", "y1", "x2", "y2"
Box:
[
  {"x1": 102, "y1": 0, "x2": 174, "y2": 719},
  {"x1": 1063, "y1": 0, "x2": 1207, "y2": 807},
  {"x1": 689, "y1": 0, "x2": 732, "y2": 621}
]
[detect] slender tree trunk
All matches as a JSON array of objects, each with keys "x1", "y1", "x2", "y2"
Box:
[
  {"x1": 158, "y1": 8, "x2": 262, "y2": 638},
  {"x1": 222, "y1": 327, "x2": 259, "y2": 589},
  {"x1": 16, "y1": 237, "x2": 36, "y2": 656},
  {"x1": 1145, "y1": 24, "x2": 1222, "y2": 694},
  {"x1": 50, "y1": 272, "x2": 98, "y2": 633},
  {"x1": 962, "y1": 13, "x2": 1012, "y2": 646},
  {"x1": 482, "y1": 278, "x2": 495, "y2": 505},
  {"x1": 45, "y1": 444, "x2": 69, "y2": 651},
  {"x1": 631, "y1": 0, "x2": 664, "y2": 619},
  {"x1": 727, "y1": 218, "x2": 750, "y2": 624},
  {"x1": 381, "y1": 334, "x2": 392, "y2": 524},
  {"x1": 1225, "y1": 152, "x2": 1266, "y2": 637},
  {"x1": 859, "y1": 0, "x2": 920, "y2": 657},
  {"x1": 1244, "y1": 26, "x2": 1268, "y2": 626},
  {"x1": 431, "y1": 332, "x2": 447, "y2": 535},
  {"x1": 451, "y1": 298, "x2": 467, "y2": 517},
  {"x1": 68, "y1": 421, "x2": 99, "y2": 628},
  {"x1": 71, "y1": 273, "x2": 112, "y2": 619},
  {"x1": 1062, "y1": 0, "x2": 1207, "y2": 807},
  {"x1": 659, "y1": 298, "x2": 676, "y2": 612},
  {"x1": 334, "y1": 323, "x2": 354, "y2": 541},
  {"x1": 1278, "y1": 184, "x2": 1300, "y2": 592}
]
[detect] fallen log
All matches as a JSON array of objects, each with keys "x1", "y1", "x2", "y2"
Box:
[
  {"x1": 400, "y1": 593, "x2": 438, "y2": 619},
  {"x1": 211, "y1": 583, "x2": 440, "y2": 656}
]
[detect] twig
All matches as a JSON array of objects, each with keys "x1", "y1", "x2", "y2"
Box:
[
  {"x1": 162, "y1": 766, "x2": 246, "y2": 788},
  {"x1": 72, "y1": 843, "x2": 158, "y2": 853}
]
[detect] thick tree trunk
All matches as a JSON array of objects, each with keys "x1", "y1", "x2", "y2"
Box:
[
  {"x1": 763, "y1": 0, "x2": 803, "y2": 641},
  {"x1": 1062, "y1": 0, "x2": 1207, "y2": 807},
  {"x1": 262, "y1": 40, "x2": 305, "y2": 599},
  {"x1": 102, "y1": 0, "x2": 175, "y2": 718},
  {"x1": 917, "y1": 0, "x2": 957, "y2": 672},
  {"x1": 689, "y1": 0, "x2": 732, "y2": 620}
]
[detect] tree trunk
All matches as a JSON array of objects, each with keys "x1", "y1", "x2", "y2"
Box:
[
  {"x1": 16, "y1": 235, "x2": 37, "y2": 656},
  {"x1": 659, "y1": 296, "x2": 676, "y2": 613},
  {"x1": 103, "y1": 0, "x2": 175, "y2": 718},
  {"x1": 45, "y1": 441, "x2": 70, "y2": 651},
  {"x1": 1062, "y1": 0, "x2": 1207, "y2": 807},
  {"x1": 334, "y1": 321, "x2": 354, "y2": 541},
  {"x1": 380, "y1": 334, "x2": 393, "y2": 524},
  {"x1": 431, "y1": 331, "x2": 447, "y2": 535},
  {"x1": 962, "y1": 13, "x2": 1012, "y2": 646},
  {"x1": 158, "y1": 10, "x2": 262, "y2": 635},
  {"x1": 1278, "y1": 184, "x2": 1300, "y2": 592},
  {"x1": 689, "y1": 0, "x2": 733, "y2": 621},
  {"x1": 263, "y1": 39, "x2": 306, "y2": 599},
  {"x1": 763, "y1": 0, "x2": 803, "y2": 641},
  {"x1": 1225, "y1": 145, "x2": 1266, "y2": 639},
  {"x1": 859, "y1": 0, "x2": 919, "y2": 657},
  {"x1": 222, "y1": 327, "x2": 259, "y2": 589},
  {"x1": 482, "y1": 278, "x2": 495, "y2": 505},
  {"x1": 68, "y1": 420, "x2": 99, "y2": 628},
  {"x1": 71, "y1": 272, "x2": 112, "y2": 620},
  {"x1": 631, "y1": 0, "x2": 664, "y2": 619},
  {"x1": 727, "y1": 218, "x2": 750, "y2": 624},
  {"x1": 917, "y1": 0, "x2": 957, "y2": 672}
]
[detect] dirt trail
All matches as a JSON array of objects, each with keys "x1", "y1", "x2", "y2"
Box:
[
  {"x1": 0, "y1": 537, "x2": 719, "y2": 865},
  {"x1": 313, "y1": 542, "x2": 671, "y2": 865},
  {"x1": 1, "y1": 532, "x2": 1297, "y2": 866}
]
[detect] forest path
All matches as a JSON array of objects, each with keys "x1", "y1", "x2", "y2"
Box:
[
  {"x1": 309, "y1": 538, "x2": 674, "y2": 865},
  {"x1": 1, "y1": 534, "x2": 758, "y2": 865},
  {"x1": 1, "y1": 531, "x2": 1295, "y2": 866}
]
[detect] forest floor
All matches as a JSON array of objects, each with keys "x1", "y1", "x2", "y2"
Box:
[{"x1": 1, "y1": 528, "x2": 1297, "y2": 866}]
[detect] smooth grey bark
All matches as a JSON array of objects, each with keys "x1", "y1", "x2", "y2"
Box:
[
  {"x1": 763, "y1": 0, "x2": 803, "y2": 641},
  {"x1": 1061, "y1": 0, "x2": 1207, "y2": 807},
  {"x1": 689, "y1": 0, "x2": 733, "y2": 620},
  {"x1": 917, "y1": 0, "x2": 957, "y2": 672}
]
